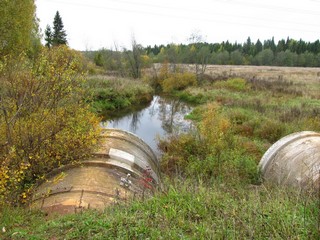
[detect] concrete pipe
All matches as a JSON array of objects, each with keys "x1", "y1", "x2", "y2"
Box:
[
  {"x1": 259, "y1": 131, "x2": 320, "y2": 190},
  {"x1": 31, "y1": 129, "x2": 160, "y2": 215}
]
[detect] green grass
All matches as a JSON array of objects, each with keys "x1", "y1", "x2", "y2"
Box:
[{"x1": 1, "y1": 182, "x2": 318, "y2": 239}]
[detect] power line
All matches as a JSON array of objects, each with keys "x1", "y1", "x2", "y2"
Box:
[
  {"x1": 47, "y1": 0, "x2": 320, "y2": 17},
  {"x1": 106, "y1": 0, "x2": 320, "y2": 27},
  {"x1": 108, "y1": 0, "x2": 320, "y2": 17},
  {"x1": 212, "y1": 0, "x2": 320, "y2": 16},
  {"x1": 43, "y1": 0, "x2": 320, "y2": 30},
  {"x1": 38, "y1": 0, "x2": 320, "y2": 49}
]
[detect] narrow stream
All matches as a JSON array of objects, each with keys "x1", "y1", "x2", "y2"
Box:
[{"x1": 101, "y1": 96, "x2": 194, "y2": 154}]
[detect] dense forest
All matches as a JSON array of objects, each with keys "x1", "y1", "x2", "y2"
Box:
[
  {"x1": 91, "y1": 37, "x2": 320, "y2": 72},
  {"x1": 146, "y1": 37, "x2": 320, "y2": 66}
]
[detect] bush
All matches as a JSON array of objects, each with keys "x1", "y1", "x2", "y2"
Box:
[
  {"x1": 199, "y1": 103, "x2": 232, "y2": 155},
  {"x1": 86, "y1": 76, "x2": 154, "y2": 113},
  {"x1": 160, "y1": 102, "x2": 259, "y2": 183},
  {"x1": 213, "y1": 78, "x2": 249, "y2": 91},
  {"x1": 159, "y1": 133, "x2": 206, "y2": 177},
  {"x1": 0, "y1": 46, "x2": 100, "y2": 205},
  {"x1": 175, "y1": 90, "x2": 207, "y2": 104},
  {"x1": 161, "y1": 72, "x2": 197, "y2": 93},
  {"x1": 256, "y1": 119, "x2": 286, "y2": 143}
]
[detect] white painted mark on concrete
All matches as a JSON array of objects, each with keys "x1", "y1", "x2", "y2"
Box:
[{"x1": 109, "y1": 148, "x2": 135, "y2": 164}]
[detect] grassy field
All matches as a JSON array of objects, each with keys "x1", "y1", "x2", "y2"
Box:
[
  {"x1": 1, "y1": 65, "x2": 320, "y2": 239},
  {"x1": 204, "y1": 65, "x2": 320, "y2": 99}
]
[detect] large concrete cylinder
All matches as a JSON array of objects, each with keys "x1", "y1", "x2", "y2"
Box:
[
  {"x1": 31, "y1": 129, "x2": 160, "y2": 214},
  {"x1": 259, "y1": 131, "x2": 320, "y2": 190}
]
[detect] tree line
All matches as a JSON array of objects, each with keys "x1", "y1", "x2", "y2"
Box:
[
  {"x1": 144, "y1": 37, "x2": 320, "y2": 67},
  {"x1": 91, "y1": 36, "x2": 320, "y2": 79}
]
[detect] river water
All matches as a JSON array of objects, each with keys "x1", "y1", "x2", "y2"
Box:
[{"x1": 101, "y1": 96, "x2": 194, "y2": 154}]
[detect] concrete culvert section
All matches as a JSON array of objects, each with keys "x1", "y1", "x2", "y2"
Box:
[
  {"x1": 31, "y1": 129, "x2": 160, "y2": 215},
  {"x1": 259, "y1": 131, "x2": 320, "y2": 190}
]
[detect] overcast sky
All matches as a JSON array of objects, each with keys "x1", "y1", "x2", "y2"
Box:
[{"x1": 36, "y1": 0, "x2": 320, "y2": 51}]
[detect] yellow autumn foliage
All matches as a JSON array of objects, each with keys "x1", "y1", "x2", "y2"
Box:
[
  {"x1": 199, "y1": 103, "x2": 231, "y2": 156},
  {"x1": 161, "y1": 72, "x2": 197, "y2": 92},
  {"x1": 151, "y1": 62, "x2": 197, "y2": 92},
  {"x1": 0, "y1": 46, "x2": 100, "y2": 205}
]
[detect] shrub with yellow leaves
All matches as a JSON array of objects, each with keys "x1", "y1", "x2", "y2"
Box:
[
  {"x1": 199, "y1": 103, "x2": 232, "y2": 155},
  {"x1": 161, "y1": 72, "x2": 197, "y2": 93},
  {"x1": 0, "y1": 46, "x2": 100, "y2": 205}
]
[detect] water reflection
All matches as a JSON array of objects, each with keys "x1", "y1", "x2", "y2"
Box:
[
  {"x1": 157, "y1": 97, "x2": 193, "y2": 134},
  {"x1": 101, "y1": 96, "x2": 194, "y2": 153}
]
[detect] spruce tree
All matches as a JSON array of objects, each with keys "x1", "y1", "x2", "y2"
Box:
[
  {"x1": 52, "y1": 11, "x2": 67, "y2": 46},
  {"x1": 44, "y1": 25, "x2": 52, "y2": 48}
]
